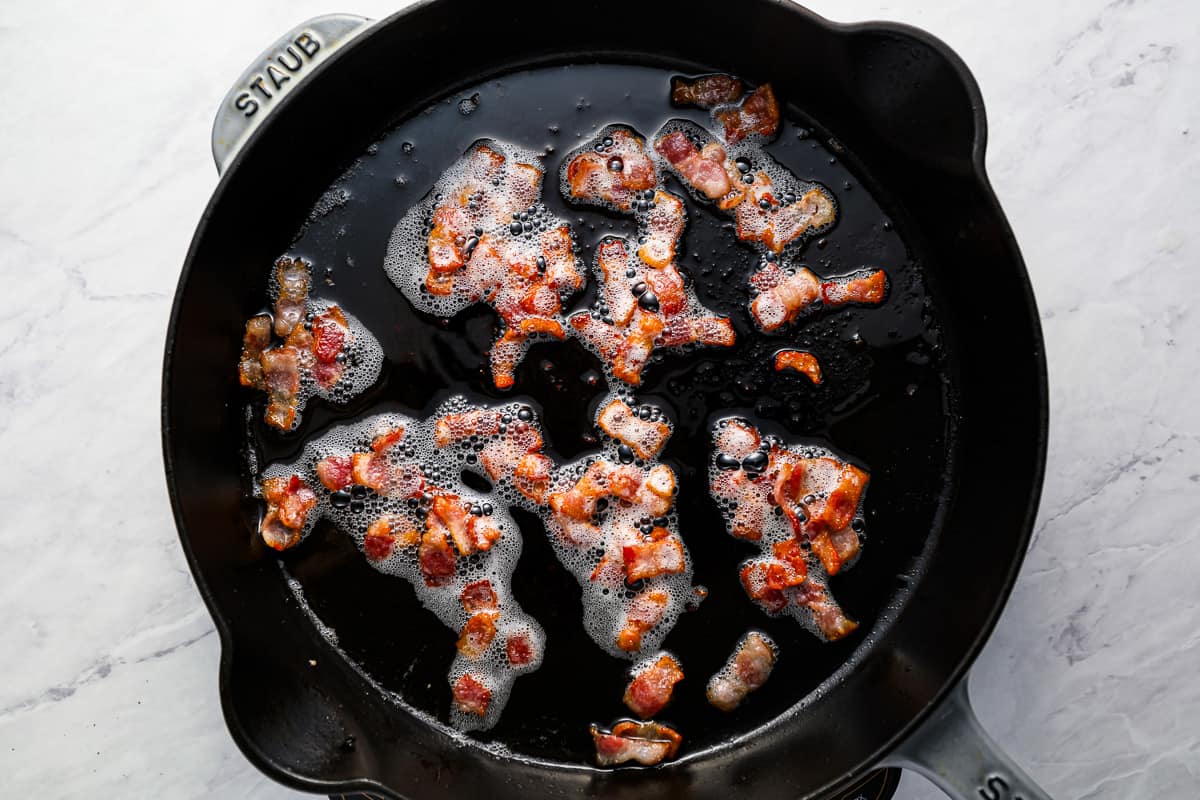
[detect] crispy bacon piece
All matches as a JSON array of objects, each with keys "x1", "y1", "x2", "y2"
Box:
[
  {"x1": 260, "y1": 346, "x2": 302, "y2": 431},
  {"x1": 623, "y1": 533, "x2": 686, "y2": 583},
  {"x1": 671, "y1": 74, "x2": 744, "y2": 108},
  {"x1": 461, "y1": 579, "x2": 498, "y2": 613},
  {"x1": 431, "y1": 494, "x2": 474, "y2": 555},
  {"x1": 315, "y1": 454, "x2": 352, "y2": 491},
  {"x1": 821, "y1": 270, "x2": 888, "y2": 306},
  {"x1": 591, "y1": 721, "x2": 681, "y2": 766},
  {"x1": 624, "y1": 654, "x2": 684, "y2": 718},
  {"x1": 452, "y1": 673, "x2": 491, "y2": 717},
  {"x1": 350, "y1": 452, "x2": 389, "y2": 493},
  {"x1": 310, "y1": 305, "x2": 350, "y2": 389},
  {"x1": 435, "y1": 409, "x2": 502, "y2": 447},
  {"x1": 596, "y1": 399, "x2": 671, "y2": 459},
  {"x1": 775, "y1": 350, "x2": 822, "y2": 384},
  {"x1": 418, "y1": 527, "x2": 456, "y2": 587},
  {"x1": 506, "y1": 633, "x2": 535, "y2": 666},
  {"x1": 259, "y1": 475, "x2": 316, "y2": 551},
  {"x1": 512, "y1": 452, "x2": 553, "y2": 503},
  {"x1": 637, "y1": 191, "x2": 685, "y2": 268},
  {"x1": 706, "y1": 632, "x2": 776, "y2": 711},
  {"x1": 795, "y1": 580, "x2": 858, "y2": 640},
  {"x1": 273, "y1": 257, "x2": 311, "y2": 337},
  {"x1": 238, "y1": 314, "x2": 272, "y2": 389},
  {"x1": 714, "y1": 84, "x2": 780, "y2": 143},
  {"x1": 457, "y1": 611, "x2": 499, "y2": 658},
  {"x1": 564, "y1": 126, "x2": 657, "y2": 212},
  {"x1": 750, "y1": 265, "x2": 822, "y2": 331},
  {"x1": 736, "y1": 177, "x2": 835, "y2": 254},
  {"x1": 617, "y1": 590, "x2": 669, "y2": 653},
  {"x1": 428, "y1": 205, "x2": 471, "y2": 274},
  {"x1": 654, "y1": 131, "x2": 736, "y2": 202},
  {"x1": 770, "y1": 456, "x2": 867, "y2": 574}
]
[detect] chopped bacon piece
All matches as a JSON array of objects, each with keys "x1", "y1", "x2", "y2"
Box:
[
  {"x1": 617, "y1": 590, "x2": 669, "y2": 653},
  {"x1": 548, "y1": 461, "x2": 610, "y2": 521},
  {"x1": 427, "y1": 205, "x2": 470, "y2": 275},
  {"x1": 706, "y1": 631, "x2": 776, "y2": 711},
  {"x1": 364, "y1": 517, "x2": 397, "y2": 560},
  {"x1": 461, "y1": 579, "x2": 498, "y2": 612},
  {"x1": 259, "y1": 510, "x2": 299, "y2": 551},
  {"x1": 350, "y1": 452, "x2": 389, "y2": 493},
  {"x1": 642, "y1": 263, "x2": 687, "y2": 316},
  {"x1": 654, "y1": 131, "x2": 735, "y2": 201},
  {"x1": 452, "y1": 673, "x2": 491, "y2": 717},
  {"x1": 795, "y1": 580, "x2": 858, "y2": 640},
  {"x1": 238, "y1": 314, "x2": 272, "y2": 389},
  {"x1": 637, "y1": 191, "x2": 684, "y2": 268},
  {"x1": 457, "y1": 611, "x2": 498, "y2": 658},
  {"x1": 750, "y1": 266, "x2": 821, "y2": 331},
  {"x1": 273, "y1": 257, "x2": 311, "y2": 337},
  {"x1": 623, "y1": 654, "x2": 684, "y2": 718},
  {"x1": 315, "y1": 454, "x2": 353, "y2": 491},
  {"x1": 418, "y1": 528, "x2": 456, "y2": 587},
  {"x1": 623, "y1": 535, "x2": 686, "y2": 583},
  {"x1": 716, "y1": 419, "x2": 761, "y2": 460},
  {"x1": 434, "y1": 409, "x2": 502, "y2": 447},
  {"x1": 310, "y1": 305, "x2": 349, "y2": 389},
  {"x1": 371, "y1": 425, "x2": 405, "y2": 453},
  {"x1": 591, "y1": 721, "x2": 681, "y2": 766},
  {"x1": 259, "y1": 475, "x2": 316, "y2": 551},
  {"x1": 431, "y1": 494, "x2": 474, "y2": 555},
  {"x1": 739, "y1": 561, "x2": 788, "y2": 614},
  {"x1": 736, "y1": 178, "x2": 835, "y2": 254},
  {"x1": 505, "y1": 633, "x2": 535, "y2": 666},
  {"x1": 467, "y1": 515, "x2": 503, "y2": 552},
  {"x1": 596, "y1": 399, "x2": 671, "y2": 459},
  {"x1": 671, "y1": 74, "x2": 744, "y2": 108},
  {"x1": 820, "y1": 270, "x2": 887, "y2": 307},
  {"x1": 775, "y1": 350, "x2": 822, "y2": 384},
  {"x1": 513, "y1": 453, "x2": 553, "y2": 503},
  {"x1": 714, "y1": 84, "x2": 780, "y2": 143},
  {"x1": 260, "y1": 346, "x2": 302, "y2": 431},
  {"x1": 564, "y1": 126, "x2": 657, "y2": 212}
]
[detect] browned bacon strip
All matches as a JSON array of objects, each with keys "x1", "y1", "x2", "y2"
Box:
[
  {"x1": 259, "y1": 475, "x2": 316, "y2": 551},
  {"x1": 591, "y1": 720, "x2": 681, "y2": 766},
  {"x1": 624, "y1": 654, "x2": 684, "y2": 718},
  {"x1": 706, "y1": 631, "x2": 776, "y2": 711},
  {"x1": 596, "y1": 399, "x2": 671, "y2": 459},
  {"x1": 260, "y1": 346, "x2": 302, "y2": 431},
  {"x1": 714, "y1": 84, "x2": 781, "y2": 143},
  {"x1": 564, "y1": 126, "x2": 657, "y2": 212},
  {"x1": 654, "y1": 131, "x2": 738, "y2": 203},
  {"x1": 774, "y1": 350, "x2": 822, "y2": 384},
  {"x1": 671, "y1": 74, "x2": 744, "y2": 108},
  {"x1": 273, "y1": 257, "x2": 311, "y2": 337},
  {"x1": 238, "y1": 314, "x2": 272, "y2": 390}
]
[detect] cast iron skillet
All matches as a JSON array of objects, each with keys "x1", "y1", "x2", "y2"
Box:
[{"x1": 163, "y1": 1, "x2": 1051, "y2": 798}]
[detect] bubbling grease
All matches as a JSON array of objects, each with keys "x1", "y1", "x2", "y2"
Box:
[
  {"x1": 260, "y1": 412, "x2": 545, "y2": 731},
  {"x1": 438, "y1": 393, "x2": 697, "y2": 660}
]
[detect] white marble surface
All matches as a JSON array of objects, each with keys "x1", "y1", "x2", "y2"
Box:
[{"x1": 1, "y1": 0, "x2": 1196, "y2": 797}]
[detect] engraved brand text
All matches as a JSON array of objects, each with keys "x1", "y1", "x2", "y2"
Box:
[
  {"x1": 233, "y1": 33, "x2": 321, "y2": 117},
  {"x1": 979, "y1": 774, "x2": 1025, "y2": 800}
]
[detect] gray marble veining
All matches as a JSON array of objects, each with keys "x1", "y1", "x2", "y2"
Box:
[{"x1": 0, "y1": 0, "x2": 1196, "y2": 797}]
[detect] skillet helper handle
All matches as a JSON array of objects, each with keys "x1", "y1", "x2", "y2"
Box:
[
  {"x1": 884, "y1": 678, "x2": 1053, "y2": 800},
  {"x1": 210, "y1": 14, "x2": 373, "y2": 175}
]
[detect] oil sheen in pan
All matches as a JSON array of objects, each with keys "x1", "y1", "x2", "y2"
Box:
[{"x1": 247, "y1": 61, "x2": 956, "y2": 765}]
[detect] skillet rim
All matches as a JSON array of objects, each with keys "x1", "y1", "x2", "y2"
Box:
[{"x1": 161, "y1": 1, "x2": 1049, "y2": 796}]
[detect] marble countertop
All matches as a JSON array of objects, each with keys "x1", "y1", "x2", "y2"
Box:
[{"x1": 2, "y1": 0, "x2": 1196, "y2": 797}]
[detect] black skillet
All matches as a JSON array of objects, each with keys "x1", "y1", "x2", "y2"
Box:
[{"x1": 163, "y1": 1, "x2": 1051, "y2": 798}]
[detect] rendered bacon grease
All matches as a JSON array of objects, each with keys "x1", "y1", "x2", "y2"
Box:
[
  {"x1": 561, "y1": 125, "x2": 735, "y2": 386},
  {"x1": 436, "y1": 393, "x2": 698, "y2": 659},
  {"x1": 709, "y1": 418, "x2": 867, "y2": 641},
  {"x1": 257, "y1": 412, "x2": 545, "y2": 731},
  {"x1": 238, "y1": 257, "x2": 383, "y2": 431},
  {"x1": 706, "y1": 631, "x2": 777, "y2": 711},
  {"x1": 384, "y1": 140, "x2": 585, "y2": 389}
]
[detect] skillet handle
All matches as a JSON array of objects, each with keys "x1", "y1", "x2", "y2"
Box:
[
  {"x1": 882, "y1": 677, "x2": 1053, "y2": 800},
  {"x1": 210, "y1": 14, "x2": 374, "y2": 175}
]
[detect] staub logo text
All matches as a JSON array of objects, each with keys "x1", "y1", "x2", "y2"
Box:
[{"x1": 233, "y1": 32, "x2": 322, "y2": 117}]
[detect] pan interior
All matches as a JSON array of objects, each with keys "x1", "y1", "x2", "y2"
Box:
[{"x1": 243, "y1": 60, "x2": 955, "y2": 765}]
